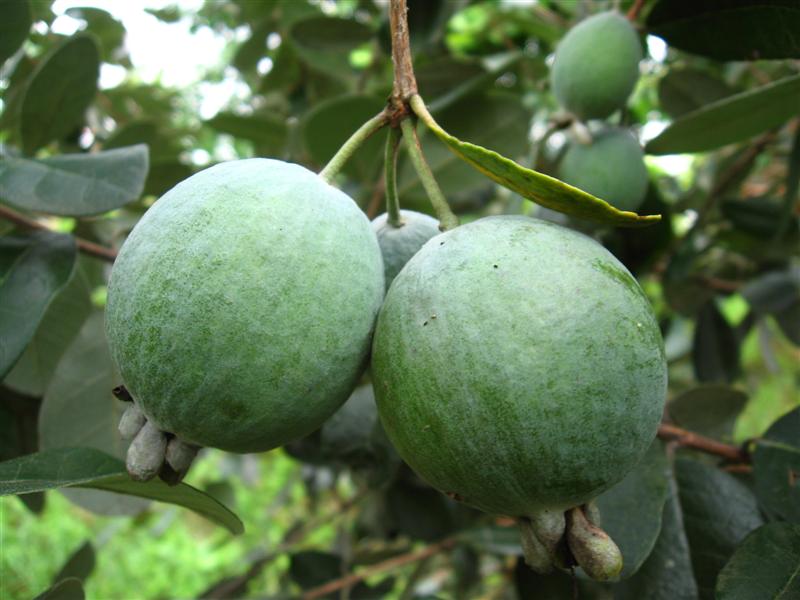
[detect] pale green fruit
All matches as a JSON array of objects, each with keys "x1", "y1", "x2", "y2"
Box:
[
  {"x1": 551, "y1": 11, "x2": 642, "y2": 120},
  {"x1": 372, "y1": 216, "x2": 666, "y2": 517},
  {"x1": 559, "y1": 128, "x2": 649, "y2": 212},
  {"x1": 371, "y1": 210, "x2": 440, "y2": 290},
  {"x1": 106, "y1": 159, "x2": 385, "y2": 453}
]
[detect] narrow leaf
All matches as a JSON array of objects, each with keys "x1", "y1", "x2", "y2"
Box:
[
  {"x1": 21, "y1": 34, "x2": 100, "y2": 155},
  {"x1": 0, "y1": 0, "x2": 32, "y2": 66},
  {"x1": 646, "y1": 75, "x2": 800, "y2": 155},
  {"x1": 53, "y1": 541, "x2": 95, "y2": 584},
  {"x1": 0, "y1": 447, "x2": 244, "y2": 534},
  {"x1": 0, "y1": 145, "x2": 149, "y2": 216},
  {"x1": 716, "y1": 523, "x2": 800, "y2": 600},
  {"x1": 0, "y1": 232, "x2": 77, "y2": 378},
  {"x1": 411, "y1": 96, "x2": 659, "y2": 227},
  {"x1": 647, "y1": 0, "x2": 800, "y2": 61}
]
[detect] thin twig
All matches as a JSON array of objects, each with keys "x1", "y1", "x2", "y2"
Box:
[
  {"x1": 0, "y1": 203, "x2": 117, "y2": 262},
  {"x1": 389, "y1": 0, "x2": 418, "y2": 103},
  {"x1": 657, "y1": 423, "x2": 748, "y2": 463},
  {"x1": 200, "y1": 489, "x2": 369, "y2": 599},
  {"x1": 302, "y1": 538, "x2": 457, "y2": 600},
  {"x1": 626, "y1": 0, "x2": 645, "y2": 22}
]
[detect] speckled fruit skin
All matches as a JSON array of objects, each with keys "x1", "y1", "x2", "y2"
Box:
[
  {"x1": 371, "y1": 216, "x2": 666, "y2": 517},
  {"x1": 551, "y1": 12, "x2": 642, "y2": 120},
  {"x1": 371, "y1": 210, "x2": 440, "y2": 290},
  {"x1": 106, "y1": 159, "x2": 385, "y2": 453},
  {"x1": 559, "y1": 128, "x2": 649, "y2": 212}
]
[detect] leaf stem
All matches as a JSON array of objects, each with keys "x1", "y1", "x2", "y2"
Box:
[
  {"x1": 385, "y1": 126, "x2": 403, "y2": 227},
  {"x1": 0, "y1": 203, "x2": 117, "y2": 262},
  {"x1": 399, "y1": 118, "x2": 458, "y2": 231},
  {"x1": 319, "y1": 110, "x2": 389, "y2": 184},
  {"x1": 657, "y1": 423, "x2": 748, "y2": 463},
  {"x1": 302, "y1": 537, "x2": 456, "y2": 600}
]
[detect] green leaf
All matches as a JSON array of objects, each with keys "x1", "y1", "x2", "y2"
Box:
[
  {"x1": 53, "y1": 541, "x2": 95, "y2": 584},
  {"x1": 741, "y1": 269, "x2": 800, "y2": 314},
  {"x1": 513, "y1": 557, "x2": 607, "y2": 599},
  {"x1": 302, "y1": 94, "x2": 385, "y2": 181},
  {"x1": 65, "y1": 7, "x2": 128, "y2": 65},
  {"x1": 676, "y1": 458, "x2": 765, "y2": 599},
  {"x1": 0, "y1": 145, "x2": 149, "y2": 216},
  {"x1": 753, "y1": 408, "x2": 800, "y2": 523},
  {"x1": 692, "y1": 301, "x2": 741, "y2": 384},
  {"x1": 21, "y1": 34, "x2": 100, "y2": 155},
  {"x1": 594, "y1": 440, "x2": 670, "y2": 580},
  {"x1": 0, "y1": 0, "x2": 32, "y2": 66},
  {"x1": 645, "y1": 75, "x2": 800, "y2": 155},
  {"x1": 668, "y1": 385, "x2": 748, "y2": 440},
  {"x1": 0, "y1": 231, "x2": 77, "y2": 379},
  {"x1": 289, "y1": 16, "x2": 371, "y2": 76},
  {"x1": 721, "y1": 197, "x2": 798, "y2": 239},
  {"x1": 290, "y1": 17, "x2": 372, "y2": 53},
  {"x1": 289, "y1": 550, "x2": 340, "y2": 593},
  {"x1": 658, "y1": 67, "x2": 734, "y2": 118},
  {"x1": 411, "y1": 97, "x2": 660, "y2": 227},
  {"x1": 39, "y1": 312, "x2": 147, "y2": 516},
  {"x1": 398, "y1": 93, "x2": 530, "y2": 214},
  {"x1": 647, "y1": 0, "x2": 800, "y2": 61},
  {"x1": 386, "y1": 478, "x2": 455, "y2": 542},
  {"x1": 34, "y1": 577, "x2": 84, "y2": 600},
  {"x1": 616, "y1": 478, "x2": 699, "y2": 600},
  {"x1": 0, "y1": 447, "x2": 244, "y2": 534},
  {"x1": 716, "y1": 522, "x2": 800, "y2": 600},
  {"x1": 206, "y1": 112, "x2": 288, "y2": 157},
  {"x1": 3, "y1": 258, "x2": 93, "y2": 396}
]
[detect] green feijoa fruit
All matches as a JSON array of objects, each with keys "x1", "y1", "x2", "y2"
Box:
[
  {"x1": 106, "y1": 159, "x2": 385, "y2": 453},
  {"x1": 372, "y1": 209, "x2": 440, "y2": 290},
  {"x1": 551, "y1": 11, "x2": 642, "y2": 120},
  {"x1": 559, "y1": 128, "x2": 649, "y2": 212},
  {"x1": 372, "y1": 216, "x2": 666, "y2": 517}
]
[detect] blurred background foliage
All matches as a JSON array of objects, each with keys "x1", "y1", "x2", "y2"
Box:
[{"x1": 0, "y1": 0, "x2": 798, "y2": 599}]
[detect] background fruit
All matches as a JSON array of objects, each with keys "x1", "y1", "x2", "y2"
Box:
[
  {"x1": 371, "y1": 209, "x2": 440, "y2": 289},
  {"x1": 106, "y1": 159, "x2": 385, "y2": 453},
  {"x1": 551, "y1": 11, "x2": 642, "y2": 120},
  {"x1": 559, "y1": 128, "x2": 649, "y2": 212},
  {"x1": 372, "y1": 216, "x2": 666, "y2": 516}
]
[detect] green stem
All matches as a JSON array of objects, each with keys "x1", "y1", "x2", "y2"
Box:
[
  {"x1": 399, "y1": 118, "x2": 459, "y2": 230},
  {"x1": 385, "y1": 127, "x2": 404, "y2": 227},
  {"x1": 319, "y1": 111, "x2": 389, "y2": 183}
]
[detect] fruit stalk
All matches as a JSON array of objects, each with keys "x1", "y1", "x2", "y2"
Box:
[
  {"x1": 399, "y1": 118, "x2": 459, "y2": 230},
  {"x1": 384, "y1": 126, "x2": 404, "y2": 228},
  {"x1": 319, "y1": 110, "x2": 389, "y2": 183}
]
